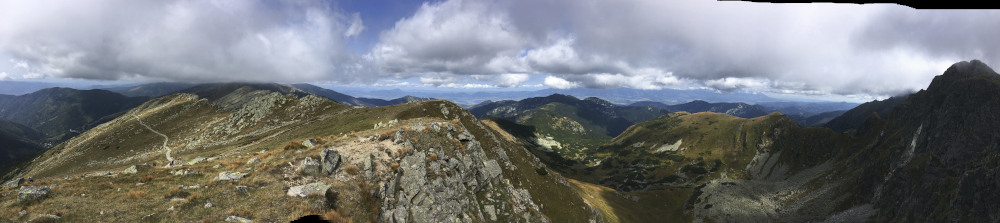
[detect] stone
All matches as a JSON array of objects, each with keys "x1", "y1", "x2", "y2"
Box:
[
  {"x1": 121, "y1": 164, "x2": 151, "y2": 174},
  {"x1": 246, "y1": 157, "x2": 261, "y2": 165},
  {"x1": 18, "y1": 186, "x2": 50, "y2": 201},
  {"x1": 29, "y1": 214, "x2": 61, "y2": 222},
  {"x1": 186, "y1": 156, "x2": 207, "y2": 165},
  {"x1": 179, "y1": 184, "x2": 201, "y2": 189},
  {"x1": 205, "y1": 201, "x2": 214, "y2": 208},
  {"x1": 2, "y1": 178, "x2": 24, "y2": 188},
  {"x1": 236, "y1": 186, "x2": 251, "y2": 193},
  {"x1": 297, "y1": 157, "x2": 321, "y2": 176},
  {"x1": 225, "y1": 215, "x2": 252, "y2": 223},
  {"x1": 287, "y1": 182, "x2": 332, "y2": 198},
  {"x1": 170, "y1": 169, "x2": 198, "y2": 176},
  {"x1": 321, "y1": 149, "x2": 341, "y2": 175},
  {"x1": 484, "y1": 205, "x2": 498, "y2": 221},
  {"x1": 302, "y1": 139, "x2": 317, "y2": 148},
  {"x1": 363, "y1": 153, "x2": 376, "y2": 180},
  {"x1": 213, "y1": 164, "x2": 223, "y2": 169},
  {"x1": 482, "y1": 160, "x2": 503, "y2": 182},
  {"x1": 216, "y1": 172, "x2": 248, "y2": 181}
]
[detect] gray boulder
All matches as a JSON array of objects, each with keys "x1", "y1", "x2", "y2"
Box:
[
  {"x1": 225, "y1": 215, "x2": 252, "y2": 223},
  {"x1": 18, "y1": 186, "x2": 50, "y2": 201},
  {"x1": 216, "y1": 172, "x2": 248, "y2": 181},
  {"x1": 246, "y1": 157, "x2": 261, "y2": 165},
  {"x1": 170, "y1": 169, "x2": 198, "y2": 176},
  {"x1": 29, "y1": 214, "x2": 61, "y2": 222},
  {"x1": 121, "y1": 164, "x2": 151, "y2": 174},
  {"x1": 298, "y1": 157, "x2": 321, "y2": 176},
  {"x1": 482, "y1": 160, "x2": 503, "y2": 182},
  {"x1": 302, "y1": 139, "x2": 318, "y2": 148},
  {"x1": 287, "y1": 182, "x2": 332, "y2": 198},
  {"x1": 2, "y1": 178, "x2": 24, "y2": 188},
  {"x1": 321, "y1": 149, "x2": 341, "y2": 175}
]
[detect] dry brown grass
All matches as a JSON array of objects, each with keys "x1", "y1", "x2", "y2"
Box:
[
  {"x1": 97, "y1": 182, "x2": 114, "y2": 189},
  {"x1": 283, "y1": 141, "x2": 306, "y2": 151},
  {"x1": 344, "y1": 166, "x2": 359, "y2": 175},
  {"x1": 138, "y1": 175, "x2": 155, "y2": 183},
  {"x1": 126, "y1": 190, "x2": 147, "y2": 200},
  {"x1": 321, "y1": 209, "x2": 353, "y2": 223}
]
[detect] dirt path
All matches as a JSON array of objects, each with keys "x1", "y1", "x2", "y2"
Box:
[{"x1": 133, "y1": 113, "x2": 173, "y2": 162}]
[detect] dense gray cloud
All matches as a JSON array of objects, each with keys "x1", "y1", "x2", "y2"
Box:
[
  {"x1": 371, "y1": 0, "x2": 992, "y2": 96},
  {"x1": 1, "y1": 0, "x2": 997, "y2": 97},
  {"x1": 0, "y1": 0, "x2": 369, "y2": 83}
]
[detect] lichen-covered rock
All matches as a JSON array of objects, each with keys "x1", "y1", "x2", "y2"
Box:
[
  {"x1": 321, "y1": 149, "x2": 341, "y2": 175},
  {"x1": 225, "y1": 215, "x2": 252, "y2": 223},
  {"x1": 482, "y1": 160, "x2": 503, "y2": 182},
  {"x1": 302, "y1": 139, "x2": 317, "y2": 148},
  {"x1": 246, "y1": 157, "x2": 261, "y2": 165},
  {"x1": 216, "y1": 171, "x2": 248, "y2": 181},
  {"x1": 2, "y1": 178, "x2": 24, "y2": 188},
  {"x1": 298, "y1": 157, "x2": 321, "y2": 176},
  {"x1": 121, "y1": 164, "x2": 151, "y2": 174},
  {"x1": 170, "y1": 169, "x2": 197, "y2": 176},
  {"x1": 29, "y1": 214, "x2": 61, "y2": 222},
  {"x1": 18, "y1": 186, "x2": 50, "y2": 201},
  {"x1": 287, "y1": 182, "x2": 332, "y2": 198}
]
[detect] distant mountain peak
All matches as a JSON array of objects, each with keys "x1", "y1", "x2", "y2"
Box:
[{"x1": 929, "y1": 60, "x2": 1000, "y2": 92}]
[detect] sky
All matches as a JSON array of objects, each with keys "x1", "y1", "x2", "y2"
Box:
[{"x1": 0, "y1": 0, "x2": 997, "y2": 101}]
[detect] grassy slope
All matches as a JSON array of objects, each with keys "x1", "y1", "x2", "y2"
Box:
[{"x1": 2, "y1": 95, "x2": 599, "y2": 222}]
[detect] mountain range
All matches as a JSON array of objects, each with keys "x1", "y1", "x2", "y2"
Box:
[{"x1": 2, "y1": 60, "x2": 1000, "y2": 222}]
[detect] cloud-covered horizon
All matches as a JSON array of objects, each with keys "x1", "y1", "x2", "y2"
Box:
[{"x1": 1, "y1": 0, "x2": 997, "y2": 98}]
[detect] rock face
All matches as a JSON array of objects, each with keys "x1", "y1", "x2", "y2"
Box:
[
  {"x1": 2, "y1": 178, "x2": 24, "y2": 188},
  {"x1": 286, "y1": 182, "x2": 332, "y2": 198},
  {"x1": 377, "y1": 124, "x2": 551, "y2": 223},
  {"x1": 18, "y1": 186, "x2": 50, "y2": 201},
  {"x1": 297, "y1": 157, "x2": 321, "y2": 176},
  {"x1": 216, "y1": 171, "x2": 248, "y2": 181},
  {"x1": 320, "y1": 149, "x2": 341, "y2": 175}
]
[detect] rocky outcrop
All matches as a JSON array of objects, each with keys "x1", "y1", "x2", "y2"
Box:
[
  {"x1": 18, "y1": 186, "x2": 50, "y2": 201},
  {"x1": 377, "y1": 122, "x2": 549, "y2": 223}
]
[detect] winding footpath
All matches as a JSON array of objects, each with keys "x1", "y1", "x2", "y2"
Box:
[{"x1": 133, "y1": 113, "x2": 173, "y2": 162}]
